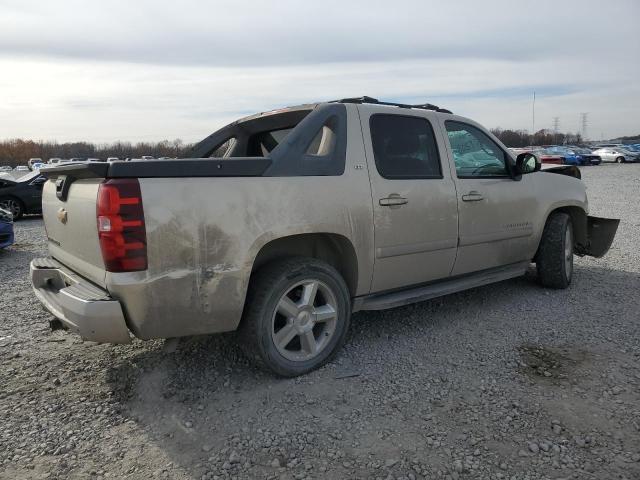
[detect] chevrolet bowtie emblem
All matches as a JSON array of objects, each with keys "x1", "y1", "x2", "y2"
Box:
[{"x1": 57, "y1": 208, "x2": 68, "y2": 224}]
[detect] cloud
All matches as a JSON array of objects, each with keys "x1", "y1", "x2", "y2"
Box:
[
  {"x1": 1, "y1": 0, "x2": 638, "y2": 67},
  {"x1": 0, "y1": 0, "x2": 638, "y2": 141}
]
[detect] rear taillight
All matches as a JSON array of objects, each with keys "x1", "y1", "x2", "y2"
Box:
[{"x1": 97, "y1": 179, "x2": 147, "y2": 272}]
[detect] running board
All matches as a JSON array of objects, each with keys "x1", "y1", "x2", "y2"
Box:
[{"x1": 353, "y1": 262, "x2": 530, "y2": 312}]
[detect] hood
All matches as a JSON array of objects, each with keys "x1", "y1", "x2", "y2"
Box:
[{"x1": 541, "y1": 164, "x2": 581, "y2": 179}]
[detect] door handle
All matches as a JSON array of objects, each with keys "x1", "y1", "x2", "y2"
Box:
[
  {"x1": 461, "y1": 191, "x2": 484, "y2": 202},
  {"x1": 379, "y1": 194, "x2": 408, "y2": 207}
]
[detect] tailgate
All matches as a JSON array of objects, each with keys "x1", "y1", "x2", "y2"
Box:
[
  {"x1": 39, "y1": 157, "x2": 272, "y2": 288},
  {"x1": 42, "y1": 177, "x2": 107, "y2": 287}
]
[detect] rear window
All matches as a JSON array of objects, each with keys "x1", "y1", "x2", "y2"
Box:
[{"x1": 369, "y1": 114, "x2": 442, "y2": 179}]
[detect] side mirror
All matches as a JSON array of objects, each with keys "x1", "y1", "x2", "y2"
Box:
[{"x1": 515, "y1": 153, "x2": 541, "y2": 175}]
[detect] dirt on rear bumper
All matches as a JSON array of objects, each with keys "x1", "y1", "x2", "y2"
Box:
[{"x1": 30, "y1": 257, "x2": 131, "y2": 343}]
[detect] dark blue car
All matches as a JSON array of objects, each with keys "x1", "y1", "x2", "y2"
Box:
[
  {"x1": 545, "y1": 146, "x2": 585, "y2": 165},
  {"x1": 0, "y1": 207, "x2": 14, "y2": 249}
]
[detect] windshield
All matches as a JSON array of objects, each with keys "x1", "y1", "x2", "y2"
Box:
[{"x1": 548, "y1": 147, "x2": 575, "y2": 155}]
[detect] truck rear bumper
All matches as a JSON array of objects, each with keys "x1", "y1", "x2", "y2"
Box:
[{"x1": 30, "y1": 257, "x2": 131, "y2": 344}]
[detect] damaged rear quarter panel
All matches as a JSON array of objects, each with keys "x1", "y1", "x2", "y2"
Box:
[{"x1": 106, "y1": 169, "x2": 374, "y2": 340}]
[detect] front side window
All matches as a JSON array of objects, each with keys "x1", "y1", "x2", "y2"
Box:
[
  {"x1": 445, "y1": 121, "x2": 509, "y2": 177},
  {"x1": 369, "y1": 114, "x2": 442, "y2": 179}
]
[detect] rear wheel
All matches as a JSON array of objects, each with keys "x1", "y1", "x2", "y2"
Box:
[
  {"x1": 239, "y1": 257, "x2": 351, "y2": 377},
  {"x1": 615, "y1": 156, "x2": 624, "y2": 163},
  {"x1": 0, "y1": 197, "x2": 24, "y2": 220},
  {"x1": 536, "y1": 213, "x2": 573, "y2": 289}
]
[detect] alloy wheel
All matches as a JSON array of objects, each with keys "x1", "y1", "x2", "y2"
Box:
[
  {"x1": 271, "y1": 279, "x2": 338, "y2": 362},
  {"x1": 0, "y1": 199, "x2": 21, "y2": 219}
]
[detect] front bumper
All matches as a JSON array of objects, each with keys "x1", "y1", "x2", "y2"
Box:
[
  {"x1": 30, "y1": 257, "x2": 131, "y2": 343},
  {"x1": 576, "y1": 216, "x2": 620, "y2": 258}
]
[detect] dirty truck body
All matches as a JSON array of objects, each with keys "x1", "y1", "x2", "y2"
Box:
[{"x1": 31, "y1": 98, "x2": 618, "y2": 376}]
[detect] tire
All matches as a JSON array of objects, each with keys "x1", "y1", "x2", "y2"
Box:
[
  {"x1": 536, "y1": 213, "x2": 573, "y2": 289},
  {"x1": 615, "y1": 156, "x2": 624, "y2": 163},
  {"x1": 0, "y1": 197, "x2": 24, "y2": 220},
  {"x1": 239, "y1": 257, "x2": 351, "y2": 377}
]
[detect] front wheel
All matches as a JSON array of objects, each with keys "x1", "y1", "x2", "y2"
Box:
[
  {"x1": 536, "y1": 213, "x2": 573, "y2": 289},
  {"x1": 0, "y1": 197, "x2": 24, "y2": 220},
  {"x1": 239, "y1": 257, "x2": 351, "y2": 377}
]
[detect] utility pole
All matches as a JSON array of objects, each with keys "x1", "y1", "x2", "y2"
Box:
[
  {"x1": 580, "y1": 112, "x2": 588, "y2": 141},
  {"x1": 552, "y1": 117, "x2": 560, "y2": 144},
  {"x1": 532, "y1": 91, "x2": 536, "y2": 136}
]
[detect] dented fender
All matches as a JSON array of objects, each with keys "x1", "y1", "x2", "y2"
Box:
[{"x1": 575, "y1": 216, "x2": 620, "y2": 258}]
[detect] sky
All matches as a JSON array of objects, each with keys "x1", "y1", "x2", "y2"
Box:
[{"x1": 0, "y1": 0, "x2": 638, "y2": 143}]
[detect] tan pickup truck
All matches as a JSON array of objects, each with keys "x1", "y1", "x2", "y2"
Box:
[{"x1": 31, "y1": 96, "x2": 619, "y2": 376}]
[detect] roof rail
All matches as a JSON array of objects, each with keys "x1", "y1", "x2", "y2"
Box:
[{"x1": 332, "y1": 96, "x2": 452, "y2": 114}]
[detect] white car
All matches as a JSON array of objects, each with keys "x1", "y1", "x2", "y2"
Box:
[
  {"x1": 592, "y1": 148, "x2": 639, "y2": 163},
  {"x1": 106, "y1": 157, "x2": 120, "y2": 162},
  {"x1": 14, "y1": 165, "x2": 29, "y2": 172},
  {"x1": 28, "y1": 158, "x2": 43, "y2": 169}
]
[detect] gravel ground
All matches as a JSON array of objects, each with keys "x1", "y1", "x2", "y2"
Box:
[{"x1": 1, "y1": 164, "x2": 639, "y2": 480}]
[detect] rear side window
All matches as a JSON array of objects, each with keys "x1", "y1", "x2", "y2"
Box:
[
  {"x1": 369, "y1": 114, "x2": 442, "y2": 179},
  {"x1": 264, "y1": 104, "x2": 347, "y2": 176},
  {"x1": 306, "y1": 120, "x2": 338, "y2": 156}
]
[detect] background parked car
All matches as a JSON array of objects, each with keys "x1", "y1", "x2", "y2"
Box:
[
  {"x1": 623, "y1": 144, "x2": 640, "y2": 154},
  {"x1": 565, "y1": 146, "x2": 602, "y2": 165},
  {"x1": 0, "y1": 170, "x2": 46, "y2": 219},
  {"x1": 594, "y1": 143, "x2": 624, "y2": 149},
  {"x1": 0, "y1": 166, "x2": 12, "y2": 172},
  {"x1": 0, "y1": 206, "x2": 14, "y2": 248},
  {"x1": 528, "y1": 148, "x2": 565, "y2": 164},
  {"x1": 27, "y1": 158, "x2": 42, "y2": 170},
  {"x1": 14, "y1": 165, "x2": 29, "y2": 173},
  {"x1": 544, "y1": 146, "x2": 585, "y2": 165},
  {"x1": 509, "y1": 147, "x2": 563, "y2": 164},
  {"x1": 592, "y1": 147, "x2": 639, "y2": 163}
]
